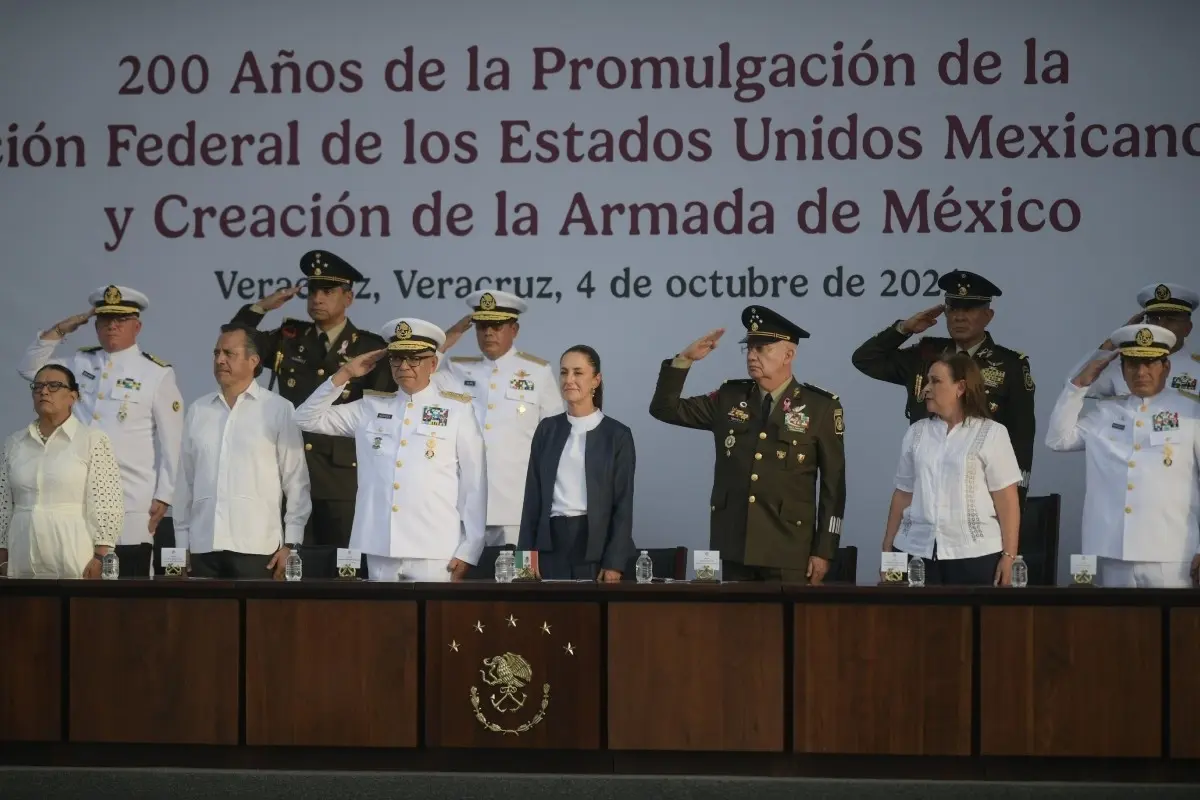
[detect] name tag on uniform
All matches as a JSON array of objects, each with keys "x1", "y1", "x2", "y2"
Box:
[
  {"x1": 1111, "y1": 422, "x2": 1125, "y2": 431},
  {"x1": 463, "y1": 379, "x2": 476, "y2": 387},
  {"x1": 377, "y1": 413, "x2": 393, "y2": 419},
  {"x1": 82, "y1": 370, "x2": 96, "y2": 380}
]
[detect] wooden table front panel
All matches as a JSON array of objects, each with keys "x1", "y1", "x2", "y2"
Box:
[
  {"x1": 980, "y1": 605, "x2": 1161, "y2": 757},
  {"x1": 794, "y1": 604, "x2": 971, "y2": 755},
  {"x1": 425, "y1": 600, "x2": 601, "y2": 749},
  {"x1": 245, "y1": 599, "x2": 418, "y2": 747},
  {"x1": 1170, "y1": 608, "x2": 1200, "y2": 759},
  {"x1": 608, "y1": 602, "x2": 784, "y2": 751},
  {"x1": 69, "y1": 597, "x2": 238, "y2": 744},
  {"x1": 0, "y1": 596, "x2": 61, "y2": 741}
]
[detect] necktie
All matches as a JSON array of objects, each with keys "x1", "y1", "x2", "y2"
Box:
[
  {"x1": 759, "y1": 393, "x2": 773, "y2": 432},
  {"x1": 318, "y1": 332, "x2": 329, "y2": 354}
]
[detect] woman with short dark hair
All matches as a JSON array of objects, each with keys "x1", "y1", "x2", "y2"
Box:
[
  {"x1": 0, "y1": 364, "x2": 125, "y2": 579},
  {"x1": 881, "y1": 353, "x2": 1022, "y2": 585},
  {"x1": 518, "y1": 345, "x2": 636, "y2": 581}
]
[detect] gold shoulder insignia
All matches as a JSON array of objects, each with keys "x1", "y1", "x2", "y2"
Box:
[
  {"x1": 1178, "y1": 388, "x2": 1200, "y2": 402},
  {"x1": 450, "y1": 355, "x2": 484, "y2": 363},
  {"x1": 1192, "y1": 353, "x2": 1200, "y2": 363},
  {"x1": 802, "y1": 382, "x2": 840, "y2": 401},
  {"x1": 363, "y1": 389, "x2": 396, "y2": 397},
  {"x1": 78, "y1": 345, "x2": 102, "y2": 353},
  {"x1": 439, "y1": 389, "x2": 472, "y2": 403},
  {"x1": 516, "y1": 351, "x2": 549, "y2": 366},
  {"x1": 142, "y1": 351, "x2": 171, "y2": 368}
]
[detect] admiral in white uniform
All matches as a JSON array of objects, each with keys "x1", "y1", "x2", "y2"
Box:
[
  {"x1": 1046, "y1": 324, "x2": 1200, "y2": 588},
  {"x1": 293, "y1": 318, "x2": 487, "y2": 582},
  {"x1": 1066, "y1": 282, "x2": 1198, "y2": 398},
  {"x1": 17, "y1": 285, "x2": 184, "y2": 577},
  {"x1": 437, "y1": 290, "x2": 563, "y2": 545}
]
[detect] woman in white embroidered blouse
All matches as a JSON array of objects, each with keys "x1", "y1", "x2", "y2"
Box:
[
  {"x1": 0, "y1": 364, "x2": 125, "y2": 579},
  {"x1": 881, "y1": 353, "x2": 1023, "y2": 586}
]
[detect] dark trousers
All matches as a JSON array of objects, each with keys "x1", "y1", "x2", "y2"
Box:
[
  {"x1": 306, "y1": 499, "x2": 356, "y2": 548},
  {"x1": 538, "y1": 516, "x2": 597, "y2": 580},
  {"x1": 895, "y1": 545, "x2": 1001, "y2": 586},
  {"x1": 189, "y1": 551, "x2": 275, "y2": 579},
  {"x1": 722, "y1": 561, "x2": 809, "y2": 584},
  {"x1": 115, "y1": 543, "x2": 153, "y2": 578}
]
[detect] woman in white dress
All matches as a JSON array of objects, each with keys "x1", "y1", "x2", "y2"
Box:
[
  {"x1": 0, "y1": 364, "x2": 124, "y2": 579},
  {"x1": 881, "y1": 353, "x2": 1023, "y2": 586}
]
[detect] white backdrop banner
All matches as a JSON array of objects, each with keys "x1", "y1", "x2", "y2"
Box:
[{"x1": 2, "y1": 0, "x2": 1197, "y2": 581}]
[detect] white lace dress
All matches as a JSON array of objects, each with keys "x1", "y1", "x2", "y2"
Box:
[{"x1": 0, "y1": 416, "x2": 124, "y2": 578}]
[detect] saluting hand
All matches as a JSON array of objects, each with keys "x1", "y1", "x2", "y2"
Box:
[
  {"x1": 900, "y1": 304, "x2": 945, "y2": 335},
  {"x1": 45, "y1": 309, "x2": 95, "y2": 339},
  {"x1": 440, "y1": 314, "x2": 474, "y2": 353},
  {"x1": 257, "y1": 285, "x2": 301, "y2": 312},
  {"x1": 681, "y1": 328, "x2": 725, "y2": 361},
  {"x1": 334, "y1": 348, "x2": 388, "y2": 384},
  {"x1": 1072, "y1": 351, "x2": 1118, "y2": 388}
]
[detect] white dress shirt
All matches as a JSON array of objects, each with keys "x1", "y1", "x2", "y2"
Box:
[
  {"x1": 293, "y1": 378, "x2": 488, "y2": 564},
  {"x1": 438, "y1": 348, "x2": 564, "y2": 526},
  {"x1": 551, "y1": 410, "x2": 604, "y2": 517},
  {"x1": 18, "y1": 337, "x2": 184, "y2": 546},
  {"x1": 892, "y1": 416, "x2": 1023, "y2": 560},
  {"x1": 1045, "y1": 382, "x2": 1200, "y2": 562},
  {"x1": 173, "y1": 380, "x2": 311, "y2": 555},
  {"x1": 0, "y1": 416, "x2": 125, "y2": 578},
  {"x1": 1064, "y1": 347, "x2": 1198, "y2": 399}
]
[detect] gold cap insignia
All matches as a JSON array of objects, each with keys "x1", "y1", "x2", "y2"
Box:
[
  {"x1": 957, "y1": 285, "x2": 968, "y2": 296},
  {"x1": 1135, "y1": 328, "x2": 1154, "y2": 347},
  {"x1": 103, "y1": 285, "x2": 122, "y2": 305},
  {"x1": 479, "y1": 292, "x2": 497, "y2": 311},
  {"x1": 1155, "y1": 284, "x2": 1171, "y2": 301},
  {"x1": 395, "y1": 321, "x2": 412, "y2": 339},
  {"x1": 313, "y1": 266, "x2": 322, "y2": 276}
]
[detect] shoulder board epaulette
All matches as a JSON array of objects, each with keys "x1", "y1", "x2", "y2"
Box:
[
  {"x1": 989, "y1": 343, "x2": 1026, "y2": 360},
  {"x1": 1178, "y1": 389, "x2": 1200, "y2": 402},
  {"x1": 78, "y1": 345, "x2": 102, "y2": 353},
  {"x1": 281, "y1": 317, "x2": 312, "y2": 330},
  {"x1": 363, "y1": 389, "x2": 396, "y2": 397},
  {"x1": 721, "y1": 378, "x2": 755, "y2": 387},
  {"x1": 1192, "y1": 353, "x2": 1200, "y2": 363},
  {"x1": 439, "y1": 389, "x2": 471, "y2": 403},
  {"x1": 142, "y1": 351, "x2": 171, "y2": 368},
  {"x1": 450, "y1": 355, "x2": 484, "y2": 363},
  {"x1": 802, "y1": 382, "x2": 839, "y2": 401},
  {"x1": 516, "y1": 351, "x2": 548, "y2": 366}
]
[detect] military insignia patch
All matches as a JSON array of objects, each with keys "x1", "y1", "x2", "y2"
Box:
[
  {"x1": 1135, "y1": 328, "x2": 1154, "y2": 347},
  {"x1": 785, "y1": 408, "x2": 809, "y2": 433},
  {"x1": 422, "y1": 406, "x2": 450, "y2": 426},
  {"x1": 510, "y1": 378, "x2": 535, "y2": 392},
  {"x1": 1153, "y1": 411, "x2": 1179, "y2": 432},
  {"x1": 1170, "y1": 373, "x2": 1197, "y2": 392},
  {"x1": 833, "y1": 408, "x2": 845, "y2": 435},
  {"x1": 913, "y1": 374, "x2": 923, "y2": 399},
  {"x1": 104, "y1": 285, "x2": 122, "y2": 305},
  {"x1": 371, "y1": 436, "x2": 382, "y2": 450},
  {"x1": 1155, "y1": 283, "x2": 1171, "y2": 301},
  {"x1": 1022, "y1": 362, "x2": 1035, "y2": 391},
  {"x1": 727, "y1": 406, "x2": 749, "y2": 422}
]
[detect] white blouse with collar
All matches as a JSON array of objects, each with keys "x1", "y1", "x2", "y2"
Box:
[{"x1": 551, "y1": 410, "x2": 604, "y2": 518}]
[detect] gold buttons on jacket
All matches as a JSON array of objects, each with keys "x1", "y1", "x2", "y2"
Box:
[
  {"x1": 754, "y1": 453, "x2": 762, "y2": 460},
  {"x1": 1125, "y1": 506, "x2": 1132, "y2": 514},
  {"x1": 395, "y1": 460, "x2": 403, "y2": 468},
  {"x1": 750, "y1": 474, "x2": 758, "y2": 481},
  {"x1": 1127, "y1": 460, "x2": 1135, "y2": 468},
  {"x1": 1127, "y1": 483, "x2": 1134, "y2": 490},
  {"x1": 758, "y1": 432, "x2": 766, "y2": 440},
  {"x1": 749, "y1": 496, "x2": 756, "y2": 503},
  {"x1": 486, "y1": 423, "x2": 492, "y2": 430},
  {"x1": 392, "y1": 505, "x2": 399, "y2": 513},
  {"x1": 393, "y1": 482, "x2": 400, "y2": 490},
  {"x1": 317, "y1": 369, "x2": 325, "y2": 377},
  {"x1": 488, "y1": 403, "x2": 495, "y2": 410},
  {"x1": 305, "y1": 443, "x2": 312, "y2": 451}
]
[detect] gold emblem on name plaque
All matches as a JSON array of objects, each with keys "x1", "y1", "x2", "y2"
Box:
[
  {"x1": 1071, "y1": 568, "x2": 1095, "y2": 585},
  {"x1": 695, "y1": 564, "x2": 717, "y2": 582},
  {"x1": 883, "y1": 569, "x2": 904, "y2": 583}
]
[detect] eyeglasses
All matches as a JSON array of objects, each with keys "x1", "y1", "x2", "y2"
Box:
[
  {"x1": 388, "y1": 354, "x2": 435, "y2": 367},
  {"x1": 30, "y1": 381, "x2": 69, "y2": 393}
]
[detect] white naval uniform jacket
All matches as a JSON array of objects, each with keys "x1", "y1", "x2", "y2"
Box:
[
  {"x1": 1046, "y1": 382, "x2": 1200, "y2": 563},
  {"x1": 438, "y1": 349, "x2": 563, "y2": 527},
  {"x1": 1065, "y1": 348, "x2": 1199, "y2": 399},
  {"x1": 293, "y1": 378, "x2": 488, "y2": 564},
  {"x1": 18, "y1": 338, "x2": 184, "y2": 547}
]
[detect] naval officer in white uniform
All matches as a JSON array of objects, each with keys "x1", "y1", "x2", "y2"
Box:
[
  {"x1": 293, "y1": 318, "x2": 487, "y2": 582},
  {"x1": 1046, "y1": 324, "x2": 1200, "y2": 588},
  {"x1": 17, "y1": 285, "x2": 184, "y2": 577},
  {"x1": 1065, "y1": 283, "x2": 1198, "y2": 399},
  {"x1": 437, "y1": 290, "x2": 563, "y2": 546}
]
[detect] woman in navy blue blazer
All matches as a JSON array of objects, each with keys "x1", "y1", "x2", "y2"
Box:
[{"x1": 517, "y1": 345, "x2": 636, "y2": 581}]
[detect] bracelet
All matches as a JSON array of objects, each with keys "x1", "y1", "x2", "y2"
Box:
[{"x1": 1001, "y1": 551, "x2": 1016, "y2": 559}]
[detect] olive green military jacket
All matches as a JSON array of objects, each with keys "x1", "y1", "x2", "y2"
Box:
[
  {"x1": 649, "y1": 360, "x2": 847, "y2": 568},
  {"x1": 232, "y1": 304, "x2": 395, "y2": 500}
]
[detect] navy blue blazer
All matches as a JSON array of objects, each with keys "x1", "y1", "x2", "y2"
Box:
[{"x1": 517, "y1": 413, "x2": 636, "y2": 572}]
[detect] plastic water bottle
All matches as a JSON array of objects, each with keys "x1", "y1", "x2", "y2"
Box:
[
  {"x1": 635, "y1": 551, "x2": 653, "y2": 583},
  {"x1": 494, "y1": 551, "x2": 514, "y2": 583},
  {"x1": 1010, "y1": 555, "x2": 1028, "y2": 588},
  {"x1": 101, "y1": 552, "x2": 119, "y2": 580},
  {"x1": 284, "y1": 549, "x2": 302, "y2": 582},
  {"x1": 908, "y1": 555, "x2": 925, "y2": 587}
]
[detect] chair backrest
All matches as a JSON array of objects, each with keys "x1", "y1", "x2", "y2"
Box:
[
  {"x1": 622, "y1": 547, "x2": 688, "y2": 581},
  {"x1": 1019, "y1": 493, "x2": 1061, "y2": 586},
  {"x1": 827, "y1": 545, "x2": 858, "y2": 583},
  {"x1": 465, "y1": 544, "x2": 515, "y2": 580}
]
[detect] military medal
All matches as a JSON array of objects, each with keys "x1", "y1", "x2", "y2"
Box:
[
  {"x1": 1163, "y1": 443, "x2": 1173, "y2": 467},
  {"x1": 724, "y1": 434, "x2": 735, "y2": 449},
  {"x1": 117, "y1": 394, "x2": 129, "y2": 422},
  {"x1": 372, "y1": 437, "x2": 382, "y2": 450},
  {"x1": 518, "y1": 404, "x2": 527, "y2": 414},
  {"x1": 425, "y1": 438, "x2": 437, "y2": 460},
  {"x1": 287, "y1": 378, "x2": 296, "y2": 388},
  {"x1": 776, "y1": 450, "x2": 786, "y2": 459}
]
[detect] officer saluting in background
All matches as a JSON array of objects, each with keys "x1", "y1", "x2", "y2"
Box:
[
  {"x1": 650, "y1": 306, "x2": 847, "y2": 584},
  {"x1": 851, "y1": 269, "x2": 1036, "y2": 504},
  {"x1": 230, "y1": 251, "x2": 393, "y2": 548}
]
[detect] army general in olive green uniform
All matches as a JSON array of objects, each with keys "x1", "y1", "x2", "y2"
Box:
[
  {"x1": 850, "y1": 269, "x2": 1036, "y2": 505},
  {"x1": 650, "y1": 306, "x2": 847, "y2": 584},
  {"x1": 231, "y1": 250, "x2": 395, "y2": 547}
]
